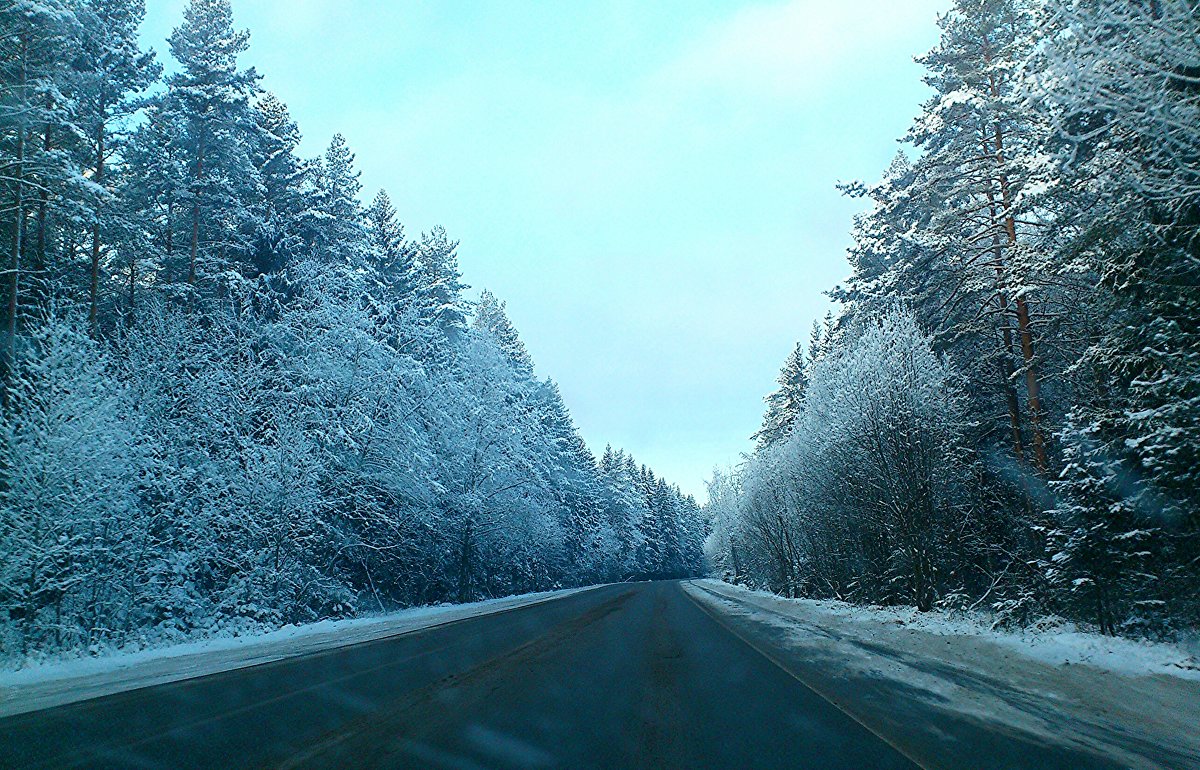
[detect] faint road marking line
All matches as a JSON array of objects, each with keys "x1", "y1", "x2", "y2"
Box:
[{"x1": 680, "y1": 581, "x2": 931, "y2": 770}]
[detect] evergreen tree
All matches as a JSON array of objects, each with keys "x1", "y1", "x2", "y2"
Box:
[
  {"x1": 755, "y1": 340, "x2": 808, "y2": 449},
  {"x1": 72, "y1": 0, "x2": 160, "y2": 325},
  {"x1": 250, "y1": 92, "x2": 310, "y2": 277},
  {"x1": 365, "y1": 189, "x2": 413, "y2": 295},
  {"x1": 1036, "y1": 0, "x2": 1200, "y2": 624},
  {"x1": 164, "y1": 0, "x2": 261, "y2": 286},
  {"x1": 532, "y1": 379, "x2": 605, "y2": 577},
  {"x1": 414, "y1": 225, "x2": 469, "y2": 346},
  {"x1": 311, "y1": 133, "x2": 366, "y2": 266},
  {"x1": 120, "y1": 104, "x2": 189, "y2": 316},
  {"x1": 473, "y1": 289, "x2": 533, "y2": 375},
  {"x1": 1, "y1": 0, "x2": 82, "y2": 375},
  {"x1": 362, "y1": 188, "x2": 420, "y2": 349},
  {"x1": 1046, "y1": 416, "x2": 1163, "y2": 635},
  {"x1": 908, "y1": 0, "x2": 1052, "y2": 472}
]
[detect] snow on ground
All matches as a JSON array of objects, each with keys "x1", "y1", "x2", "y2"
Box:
[
  {"x1": 686, "y1": 579, "x2": 1200, "y2": 770},
  {"x1": 708, "y1": 584, "x2": 1200, "y2": 680},
  {"x1": 0, "y1": 585, "x2": 599, "y2": 719}
]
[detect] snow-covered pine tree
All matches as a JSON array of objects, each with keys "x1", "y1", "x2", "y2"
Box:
[
  {"x1": 72, "y1": 0, "x2": 160, "y2": 325},
  {"x1": 473, "y1": 289, "x2": 534, "y2": 376},
  {"x1": 164, "y1": 0, "x2": 261, "y2": 287},
  {"x1": 250, "y1": 92, "x2": 311, "y2": 277},
  {"x1": 120, "y1": 103, "x2": 190, "y2": 317},
  {"x1": 365, "y1": 189, "x2": 414, "y2": 296},
  {"x1": 311, "y1": 133, "x2": 367, "y2": 267},
  {"x1": 907, "y1": 0, "x2": 1053, "y2": 472},
  {"x1": 413, "y1": 225, "x2": 469, "y2": 348},
  {"x1": 1037, "y1": 0, "x2": 1200, "y2": 626},
  {"x1": 598, "y1": 446, "x2": 646, "y2": 576},
  {"x1": 1, "y1": 0, "x2": 82, "y2": 377},
  {"x1": 1045, "y1": 413, "x2": 1163, "y2": 635},
  {"x1": 531, "y1": 378, "x2": 605, "y2": 579},
  {"x1": 754, "y1": 340, "x2": 808, "y2": 449}
]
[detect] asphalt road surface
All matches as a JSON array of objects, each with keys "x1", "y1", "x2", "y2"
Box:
[
  {"x1": 0, "y1": 578, "x2": 1142, "y2": 762},
  {"x1": 0, "y1": 580, "x2": 1142, "y2": 767},
  {"x1": 2, "y1": 581, "x2": 918, "y2": 769}
]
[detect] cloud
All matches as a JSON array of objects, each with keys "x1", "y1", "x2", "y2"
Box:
[{"x1": 656, "y1": 0, "x2": 943, "y2": 100}]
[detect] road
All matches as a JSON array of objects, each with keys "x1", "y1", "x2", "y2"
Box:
[{"x1": 2, "y1": 581, "x2": 919, "y2": 769}]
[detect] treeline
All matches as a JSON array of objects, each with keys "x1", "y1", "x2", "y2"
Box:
[
  {"x1": 706, "y1": 0, "x2": 1200, "y2": 636},
  {"x1": 0, "y1": 0, "x2": 704, "y2": 662}
]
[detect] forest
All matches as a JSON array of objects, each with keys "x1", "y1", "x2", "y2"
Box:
[
  {"x1": 706, "y1": 0, "x2": 1200, "y2": 638},
  {"x1": 0, "y1": 0, "x2": 706, "y2": 663}
]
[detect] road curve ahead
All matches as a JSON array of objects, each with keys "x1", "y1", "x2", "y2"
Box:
[{"x1": 2, "y1": 581, "x2": 916, "y2": 769}]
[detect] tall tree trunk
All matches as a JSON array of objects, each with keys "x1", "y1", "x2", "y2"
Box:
[
  {"x1": 983, "y1": 55, "x2": 1050, "y2": 473},
  {"x1": 983, "y1": 161, "x2": 1026, "y2": 461},
  {"x1": 34, "y1": 122, "x2": 50, "y2": 299},
  {"x1": 997, "y1": 149, "x2": 1048, "y2": 473},
  {"x1": 457, "y1": 522, "x2": 474, "y2": 604},
  {"x1": 165, "y1": 198, "x2": 174, "y2": 259},
  {"x1": 90, "y1": 122, "x2": 105, "y2": 328},
  {"x1": 127, "y1": 248, "x2": 137, "y2": 326},
  {"x1": 996, "y1": 295, "x2": 1026, "y2": 459},
  {"x1": 188, "y1": 204, "x2": 200, "y2": 286},
  {"x1": 188, "y1": 134, "x2": 205, "y2": 286},
  {"x1": 1013, "y1": 293, "x2": 1048, "y2": 471},
  {"x1": 6, "y1": 127, "x2": 25, "y2": 382},
  {"x1": 5, "y1": 39, "x2": 28, "y2": 396}
]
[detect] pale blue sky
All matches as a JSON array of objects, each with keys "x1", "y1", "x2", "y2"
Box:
[{"x1": 141, "y1": 0, "x2": 945, "y2": 500}]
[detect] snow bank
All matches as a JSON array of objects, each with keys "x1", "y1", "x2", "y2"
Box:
[
  {"x1": 0, "y1": 585, "x2": 598, "y2": 719},
  {"x1": 731, "y1": 585, "x2": 1200, "y2": 681},
  {"x1": 686, "y1": 579, "x2": 1200, "y2": 770}
]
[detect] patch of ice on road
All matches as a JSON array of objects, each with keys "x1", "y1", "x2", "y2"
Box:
[{"x1": 0, "y1": 585, "x2": 598, "y2": 718}]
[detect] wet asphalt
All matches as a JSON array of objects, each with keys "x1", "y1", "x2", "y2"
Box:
[{"x1": 1, "y1": 581, "x2": 918, "y2": 769}]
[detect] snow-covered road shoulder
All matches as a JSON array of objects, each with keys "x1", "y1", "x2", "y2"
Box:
[
  {"x1": 685, "y1": 579, "x2": 1200, "y2": 770},
  {"x1": 0, "y1": 585, "x2": 600, "y2": 719}
]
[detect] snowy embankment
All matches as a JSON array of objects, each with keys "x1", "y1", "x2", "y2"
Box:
[
  {"x1": 0, "y1": 585, "x2": 597, "y2": 719},
  {"x1": 685, "y1": 579, "x2": 1200, "y2": 770}
]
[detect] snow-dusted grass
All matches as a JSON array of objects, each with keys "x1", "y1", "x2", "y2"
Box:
[
  {"x1": 0, "y1": 585, "x2": 599, "y2": 719},
  {"x1": 687, "y1": 579, "x2": 1200, "y2": 770}
]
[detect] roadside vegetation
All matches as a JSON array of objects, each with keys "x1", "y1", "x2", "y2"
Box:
[
  {"x1": 706, "y1": 0, "x2": 1200, "y2": 639},
  {"x1": 0, "y1": 0, "x2": 706, "y2": 666}
]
